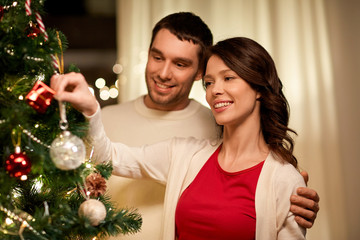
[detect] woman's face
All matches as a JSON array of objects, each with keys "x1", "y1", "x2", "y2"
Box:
[{"x1": 204, "y1": 55, "x2": 261, "y2": 127}]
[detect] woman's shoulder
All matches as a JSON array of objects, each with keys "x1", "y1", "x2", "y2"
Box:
[
  {"x1": 264, "y1": 153, "x2": 305, "y2": 186},
  {"x1": 170, "y1": 136, "x2": 221, "y2": 148},
  {"x1": 165, "y1": 137, "x2": 221, "y2": 161}
]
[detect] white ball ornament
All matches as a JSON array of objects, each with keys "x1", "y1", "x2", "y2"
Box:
[
  {"x1": 78, "y1": 199, "x2": 107, "y2": 226},
  {"x1": 50, "y1": 131, "x2": 85, "y2": 170}
]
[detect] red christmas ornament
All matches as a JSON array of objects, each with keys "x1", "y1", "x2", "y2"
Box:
[
  {"x1": 6, "y1": 147, "x2": 32, "y2": 179},
  {"x1": 26, "y1": 80, "x2": 56, "y2": 114},
  {"x1": 27, "y1": 22, "x2": 41, "y2": 39},
  {"x1": 0, "y1": 6, "x2": 4, "y2": 21}
]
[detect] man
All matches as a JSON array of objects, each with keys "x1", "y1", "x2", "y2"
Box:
[
  {"x1": 52, "y1": 12, "x2": 319, "y2": 240},
  {"x1": 102, "y1": 13, "x2": 218, "y2": 239}
]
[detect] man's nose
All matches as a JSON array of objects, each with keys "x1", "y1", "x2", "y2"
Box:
[{"x1": 159, "y1": 61, "x2": 172, "y2": 80}]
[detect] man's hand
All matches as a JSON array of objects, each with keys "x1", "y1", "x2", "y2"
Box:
[
  {"x1": 50, "y1": 72, "x2": 98, "y2": 116},
  {"x1": 290, "y1": 171, "x2": 320, "y2": 228}
]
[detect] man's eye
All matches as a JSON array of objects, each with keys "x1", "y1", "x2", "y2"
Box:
[
  {"x1": 176, "y1": 63, "x2": 186, "y2": 68},
  {"x1": 153, "y1": 55, "x2": 162, "y2": 60}
]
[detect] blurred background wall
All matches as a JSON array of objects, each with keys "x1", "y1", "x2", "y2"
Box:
[{"x1": 45, "y1": 0, "x2": 360, "y2": 239}]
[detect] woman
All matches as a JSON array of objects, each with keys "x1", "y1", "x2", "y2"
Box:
[
  {"x1": 175, "y1": 37, "x2": 306, "y2": 239},
  {"x1": 52, "y1": 37, "x2": 306, "y2": 239}
]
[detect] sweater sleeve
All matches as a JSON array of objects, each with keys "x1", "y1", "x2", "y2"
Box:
[
  {"x1": 85, "y1": 105, "x2": 172, "y2": 184},
  {"x1": 275, "y1": 164, "x2": 307, "y2": 239}
]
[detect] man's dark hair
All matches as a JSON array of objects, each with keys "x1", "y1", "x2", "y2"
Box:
[{"x1": 150, "y1": 12, "x2": 213, "y2": 71}]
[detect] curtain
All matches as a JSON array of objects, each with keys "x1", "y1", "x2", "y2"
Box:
[{"x1": 115, "y1": 0, "x2": 359, "y2": 238}]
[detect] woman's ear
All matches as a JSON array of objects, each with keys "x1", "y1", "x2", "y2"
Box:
[{"x1": 256, "y1": 92, "x2": 261, "y2": 100}]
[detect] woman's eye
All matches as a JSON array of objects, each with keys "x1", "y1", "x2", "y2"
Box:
[
  {"x1": 224, "y1": 76, "x2": 234, "y2": 81},
  {"x1": 204, "y1": 82, "x2": 212, "y2": 88}
]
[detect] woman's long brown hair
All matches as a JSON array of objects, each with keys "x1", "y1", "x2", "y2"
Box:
[{"x1": 204, "y1": 37, "x2": 298, "y2": 168}]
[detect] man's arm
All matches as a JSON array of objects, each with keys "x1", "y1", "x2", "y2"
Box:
[{"x1": 290, "y1": 171, "x2": 320, "y2": 228}]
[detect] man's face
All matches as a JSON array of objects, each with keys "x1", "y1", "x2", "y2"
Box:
[{"x1": 144, "y1": 29, "x2": 202, "y2": 111}]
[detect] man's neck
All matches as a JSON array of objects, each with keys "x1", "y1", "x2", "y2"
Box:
[{"x1": 143, "y1": 95, "x2": 191, "y2": 111}]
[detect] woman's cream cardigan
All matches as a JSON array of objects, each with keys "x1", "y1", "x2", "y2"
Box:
[{"x1": 87, "y1": 108, "x2": 306, "y2": 240}]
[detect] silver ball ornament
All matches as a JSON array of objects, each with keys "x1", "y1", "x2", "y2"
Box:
[
  {"x1": 78, "y1": 199, "x2": 107, "y2": 226},
  {"x1": 50, "y1": 131, "x2": 85, "y2": 170}
]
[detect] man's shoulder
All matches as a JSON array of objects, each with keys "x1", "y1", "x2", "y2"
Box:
[
  {"x1": 102, "y1": 99, "x2": 137, "y2": 114},
  {"x1": 189, "y1": 100, "x2": 212, "y2": 114},
  {"x1": 189, "y1": 100, "x2": 214, "y2": 120}
]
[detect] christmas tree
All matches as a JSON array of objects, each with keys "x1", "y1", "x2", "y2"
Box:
[{"x1": 0, "y1": 0, "x2": 142, "y2": 239}]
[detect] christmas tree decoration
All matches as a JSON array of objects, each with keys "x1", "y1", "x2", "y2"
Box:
[
  {"x1": 50, "y1": 37, "x2": 85, "y2": 171},
  {"x1": 50, "y1": 130, "x2": 86, "y2": 170},
  {"x1": 0, "y1": 205, "x2": 45, "y2": 240},
  {"x1": 85, "y1": 173, "x2": 107, "y2": 197},
  {"x1": 25, "y1": 80, "x2": 55, "y2": 113},
  {"x1": 26, "y1": 22, "x2": 41, "y2": 39},
  {"x1": 0, "y1": 1, "x2": 141, "y2": 238},
  {"x1": 5, "y1": 129, "x2": 31, "y2": 180},
  {"x1": 25, "y1": 0, "x2": 32, "y2": 16},
  {"x1": 34, "y1": 11, "x2": 48, "y2": 41},
  {"x1": 50, "y1": 76, "x2": 85, "y2": 170},
  {"x1": 78, "y1": 199, "x2": 107, "y2": 226},
  {"x1": 0, "y1": 6, "x2": 4, "y2": 21},
  {"x1": 5, "y1": 146, "x2": 31, "y2": 180}
]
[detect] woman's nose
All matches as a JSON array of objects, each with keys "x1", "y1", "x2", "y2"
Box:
[{"x1": 212, "y1": 80, "x2": 224, "y2": 95}]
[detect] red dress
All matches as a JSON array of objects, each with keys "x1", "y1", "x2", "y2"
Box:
[{"x1": 175, "y1": 145, "x2": 264, "y2": 240}]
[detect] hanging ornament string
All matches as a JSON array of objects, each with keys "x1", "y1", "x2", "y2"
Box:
[
  {"x1": 54, "y1": 31, "x2": 64, "y2": 74},
  {"x1": 11, "y1": 127, "x2": 22, "y2": 152},
  {"x1": 54, "y1": 31, "x2": 67, "y2": 130}
]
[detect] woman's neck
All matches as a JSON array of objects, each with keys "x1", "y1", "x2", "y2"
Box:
[{"x1": 219, "y1": 122, "x2": 269, "y2": 172}]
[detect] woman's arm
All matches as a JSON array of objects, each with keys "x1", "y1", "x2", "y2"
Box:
[
  {"x1": 290, "y1": 171, "x2": 320, "y2": 228},
  {"x1": 276, "y1": 167, "x2": 307, "y2": 239},
  {"x1": 51, "y1": 72, "x2": 172, "y2": 183}
]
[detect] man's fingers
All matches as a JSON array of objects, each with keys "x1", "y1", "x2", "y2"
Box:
[
  {"x1": 291, "y1": 194, "x2": 319, "y2": 212},
  {"x1": 294, "y1": 215, "x2": 313, "y2": 229},
  {"x1": 50, "y1": 74, "x2": 61, "y2": 93},
  {"x1": 297, "y1": 187, "x2": 320, "y2": 204},
  {"x1": 290, "y1": 204, "x2": 317, "y2": 222}
]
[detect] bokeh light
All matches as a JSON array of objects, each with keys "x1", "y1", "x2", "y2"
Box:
[
  {"x1": 95, "y1": 78, "x2": 106, "y2": 89},
  {"x1": 99, "y1": 86, "x2": 110, "y2": 100},
  {"x1": 112, "y1": 63, "x2": 123, "y2": 74},
  {"x1": 109, "y1": 85, "x2": 119, "y2": 98}
]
